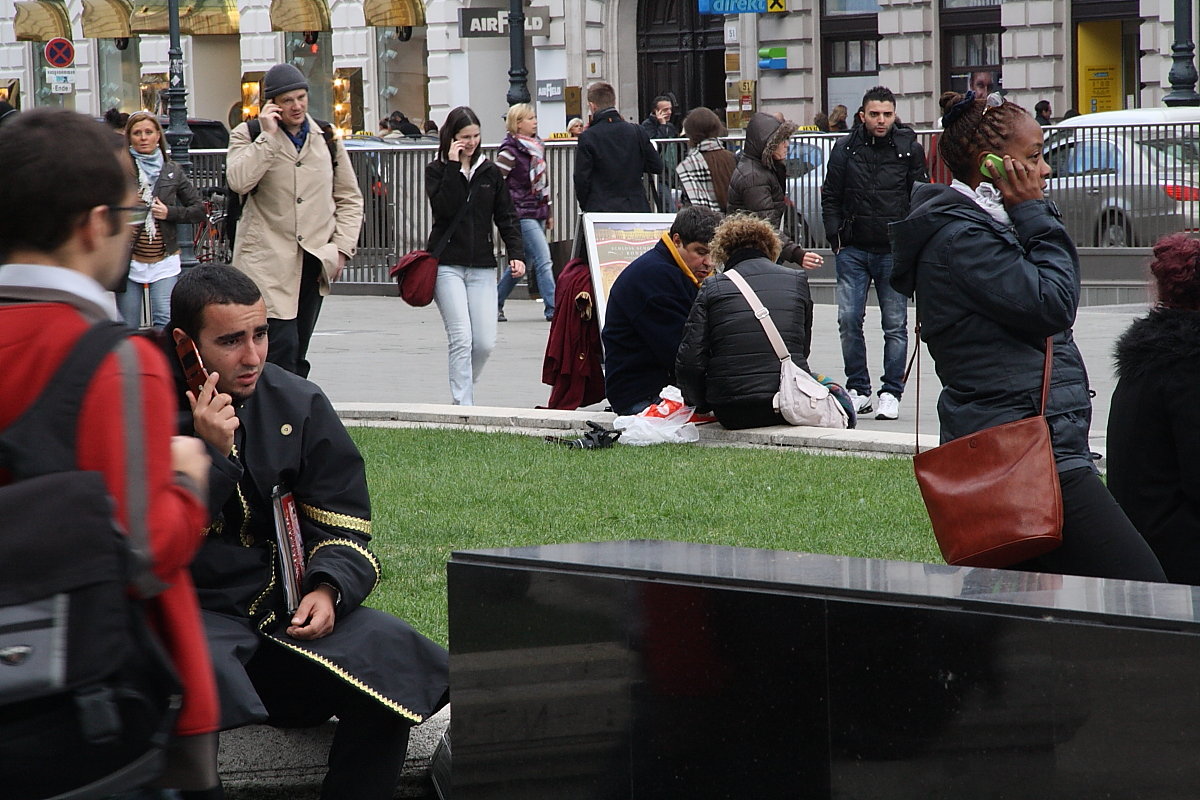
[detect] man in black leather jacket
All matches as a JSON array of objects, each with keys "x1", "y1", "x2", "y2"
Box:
[
  {"x1": 574, "y1": 82, "x2": 663, "y2": 212},
  {"x1": 821, "y1": 85, "x2": 927, "y2": 421}
]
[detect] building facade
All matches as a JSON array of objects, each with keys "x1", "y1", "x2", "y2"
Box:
[{"x1": 1, "y1": 0, "x2": 1194, "y2": 141}]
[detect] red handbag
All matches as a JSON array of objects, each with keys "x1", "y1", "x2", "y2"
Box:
[
  {"x1": 390, "y1": 187, "x2": 474, "y2": 307},
  {"x1": 911, "y1": 335, "x2": 1063, "y2": 568},
  {"x1": 389, "y1": 250, "x2": 438, "y2": 307}
]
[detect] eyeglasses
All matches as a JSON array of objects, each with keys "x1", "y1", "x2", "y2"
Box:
[{"x1": 108, "y1": 204, "x2": 149, "y2": 227}]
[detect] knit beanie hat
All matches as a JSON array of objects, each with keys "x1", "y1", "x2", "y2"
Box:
[{"x1": 262, "y1": 64, "x2": 309, "y2": 101}]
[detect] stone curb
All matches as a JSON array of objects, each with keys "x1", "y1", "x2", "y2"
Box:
[{"x1": 333, "y1": 402, "x2": 942, "y2": 456}]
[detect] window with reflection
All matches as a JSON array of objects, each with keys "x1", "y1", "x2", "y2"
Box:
[
  {"x1": 96, "y1": 37, "x2": 142, "y2": 114},
  {"x1": 941, "y1": 0, "x2": 1000, "y2": 7},
  {"x1": 283, "y1": 32, "x2": 332, "y2": 121},
  {"x1": 824, "y1": 0, "x2": 880, "y2": 15}
]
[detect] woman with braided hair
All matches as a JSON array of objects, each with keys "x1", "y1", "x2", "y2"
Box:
[{"x1": 889, "y1": 90, "x2": 1165, "y2": 582}]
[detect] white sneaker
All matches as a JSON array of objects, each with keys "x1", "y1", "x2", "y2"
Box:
[
  {"x1": 875, "y1": 392, "x2": 899, "y2": 420},
  {"x1": 848, "y1": 389, "x2": 872, "y2": 414}
]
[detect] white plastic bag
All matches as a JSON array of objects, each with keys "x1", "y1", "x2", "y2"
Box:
[{"x1": 612, "y1": 386, "x2": 701, "y2": 445}]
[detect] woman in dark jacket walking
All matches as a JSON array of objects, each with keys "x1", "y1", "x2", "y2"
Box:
[
  {"x1": 120, "y1": 110, "x2": 205, "y2": 328},
  {"x1": 1107, "y1": 234, "x2": 1200, "y2": 584},
  {"x1": 426, "y1": 106, "x2": 525, "y2": 405},
  {"x1": 677, "y1": 214, "x2": 827, "y2": 429},
  {"x1": 495, "y1": 103, "x2": 555, "y2": 322},
  {"x1": 889, "y1": 90, "x2": 1164, "y2": 582}
]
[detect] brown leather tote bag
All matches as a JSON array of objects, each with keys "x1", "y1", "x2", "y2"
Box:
[{"x1": 912, "y1": 336, "x2": 1063, "y2": 568}]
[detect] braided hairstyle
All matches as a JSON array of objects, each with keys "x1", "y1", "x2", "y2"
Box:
[{"x1": 936, "y1": 91, "x2": 1029, "y2": 183}]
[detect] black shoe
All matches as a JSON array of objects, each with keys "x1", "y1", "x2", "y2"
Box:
[{"x1": 498, "y1": 310, "x2": 507, "y2": 322}]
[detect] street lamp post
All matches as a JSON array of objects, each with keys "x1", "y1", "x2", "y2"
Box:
[
  {"x1": 506, "y1": 0, "x2": 530, "y2": 106},
  {"x1": 1163, "y1": 0, "x2": 1199, "y2": 107},
  {"x1": 164, "y1": 0, "x2": 197, "y2": 266}
]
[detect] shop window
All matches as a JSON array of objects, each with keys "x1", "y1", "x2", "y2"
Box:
[
  {"x1": 29, "y1": 42, "x2": 68, "y2": 108},
  {"x1": 375, "y1": 25, "x2": 428, "y2": 132},
  {"x1": 96, "y1": 37, "x2": 142, "y2": 114},
  {"x1": 941, "y1": 0, "x2": 1002, "y2": 97},
  {"x1": 283, "y1": 31, "x2": 332, "y2": 121},
  {"x1": 820, "y1": 2, "x2": 879, "y2": 118},
  {"x1": 941, "y1": 0, "x2": 999, "y2": 8}
]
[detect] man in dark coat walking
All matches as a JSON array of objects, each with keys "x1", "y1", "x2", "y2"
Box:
[
  {"x1": 168, "y1": 265, "x2": 449, "y2": 800},
  {"x1": 574, "y1": 81, "x2": 664, "y2": 212}
]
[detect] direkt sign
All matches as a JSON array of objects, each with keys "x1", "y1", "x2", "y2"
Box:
[
  {"x1": 459, "y1": 7, "x2": 551, "y2": 37},
  {"x1": 699, "y1": 0, "x2": 766, "y2": 13}
]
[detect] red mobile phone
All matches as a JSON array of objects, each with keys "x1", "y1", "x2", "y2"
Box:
[{"x1": 175, "y1": 335, "x2": 210, "y2": 395}]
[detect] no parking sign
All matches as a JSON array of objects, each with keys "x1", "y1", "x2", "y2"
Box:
[{"x1": 44, "y1": 38, "x2": 75, "y2": 68}]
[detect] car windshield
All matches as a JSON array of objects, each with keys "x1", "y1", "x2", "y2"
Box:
[
  {"x1": 1137, "y1": 136, "x2": 1200, "y2": 166},
  {"x1": 786, "y1": 140, "x2": 825, "y2": 179}
]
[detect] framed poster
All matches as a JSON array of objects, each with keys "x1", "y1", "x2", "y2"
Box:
[{"x1": 578, "y1": 212, "x2": 676, "y2": 329}]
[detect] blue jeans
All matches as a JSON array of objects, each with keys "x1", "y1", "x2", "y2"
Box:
[
  {"x1": 434, "y1": 264, "x2": 499, "y2": 405},
  {"x1": 497, "y1": 218, "x2": 555, "y2": 319},
  {"x1": 835, "y1": 245, "x2": 907, "y2": 398},
  {"x1": 119, "y1": 274, "x2": 177, "y2": 329}
]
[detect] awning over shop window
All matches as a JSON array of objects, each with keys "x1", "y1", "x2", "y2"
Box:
[
  {"x1": 269, "y1": 0, "x2": 331, "y2": 32},
  {"x1": 364, "y1": 0, "x2": 426, "y2": 27},
  {"x1": 82, "y1": 0, "x2": 133, "y2": 39},
  {"x1": 130, "y1": 0, "x2": 240, "y2": 35},
  {"x1": 13, "y1": 0, "x2": 71, "y2": 42}
]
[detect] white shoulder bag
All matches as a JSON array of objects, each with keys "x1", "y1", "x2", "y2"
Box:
[{"x1": 723, "y1": 269, "x2": 849, "y2": 429}]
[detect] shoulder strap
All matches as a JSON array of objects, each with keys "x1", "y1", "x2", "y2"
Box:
[
  {"x1": 315, "y1": 119, "x2": 338, "y2": 175},
  {"x1": 0, "y1": 321, "x2": 164, "y2": 597},
  {"x1": 723, "y1": 269, "x2": 791, "y2": 363}
]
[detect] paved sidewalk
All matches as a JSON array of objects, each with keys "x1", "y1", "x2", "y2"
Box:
[{"x1": 309, "y1": 294, "x2": 1151, "y2": 454}]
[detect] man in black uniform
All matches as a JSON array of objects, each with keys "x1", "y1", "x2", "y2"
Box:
[{"x1": 168, "y1": 265, "x2": 448, "y2": 800}]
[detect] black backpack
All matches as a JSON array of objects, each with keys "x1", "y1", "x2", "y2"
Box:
[
  {"x1": 0, "y1": 321, "x2": 182, "y2": 800},
  {"x1": 222, "y1": 117, "x2": 340, "y2": 251}
]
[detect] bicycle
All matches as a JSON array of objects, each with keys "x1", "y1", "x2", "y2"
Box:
[{"x1": 194, "y1": 187, "x2": 233, "y2": 264}]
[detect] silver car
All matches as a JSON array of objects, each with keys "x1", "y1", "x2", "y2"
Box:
[
  {"x1": 1043, "y1": 108, "x2": 1200, "y2": 247},
  {"x1": 785, "y1": 135, "x2": 838, "y2": 250}
]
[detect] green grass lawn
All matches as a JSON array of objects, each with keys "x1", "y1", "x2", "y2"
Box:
[{"x1": 349, "y1": 426, "x2": 938, "y2": 648}]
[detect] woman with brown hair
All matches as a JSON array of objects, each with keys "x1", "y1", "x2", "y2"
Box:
[
  {"x1": 119, "y1": 110, "x2": 205, "y2": 328},
  {"x1": 675, "y1": 106, "x2": 736, "y2": 212},
  {"x1": 1107, "y1": 234, "x2": 1200, "y2": 583},
  {"x1": 676, "y1": 214, "x2": 830, "y2": 429},
  {"x1": 889, "y1": 90, "x2": 1164, "y2": 582}
]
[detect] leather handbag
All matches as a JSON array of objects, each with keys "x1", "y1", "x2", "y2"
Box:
[
  {"x1": 911, "y1": 334, "x2": 1063, "y2": 568},
  {"x1": 723, "y1": 269, "x2": 849, "y2": 429},
  {"x1": 390, "y1": 189, "x2": 473, "y2": 307}
]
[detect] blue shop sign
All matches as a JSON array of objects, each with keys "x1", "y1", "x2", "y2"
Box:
[{"x1": 699, "y1": 0, "x2": 767, "y2": 13}]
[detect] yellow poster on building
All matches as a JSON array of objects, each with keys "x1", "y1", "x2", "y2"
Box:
[{"x1": 1076, "y1": 20, "x2": 1122, "y2": 114}]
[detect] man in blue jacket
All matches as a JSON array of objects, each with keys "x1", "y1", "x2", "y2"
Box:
[{"x1": 601, "y1": 206, "x2": 722, "y2": 415}]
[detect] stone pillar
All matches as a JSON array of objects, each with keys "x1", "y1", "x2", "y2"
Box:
[
  {"x1": 755, "y1": 5, "x2": 817, "y2": 125},
  {"x1": 999, "y1": 0, "x2": 1066, "y2": 119},
  {"x1": 879, "y1": 0, "x2": 936, "y2": 127}
]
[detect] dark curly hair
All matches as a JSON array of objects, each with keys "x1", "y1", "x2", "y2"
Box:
[
  {"x1": 1150, "y1": 233, "x2": 1200, "y2": 310},
  {"x1": 936, "y1": 91, "x2": 1029, "y2": 183}
]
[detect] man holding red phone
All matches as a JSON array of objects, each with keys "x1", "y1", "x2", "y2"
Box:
[{"x1": 166, "y1": 265, "x2": 448, "y2": 800}]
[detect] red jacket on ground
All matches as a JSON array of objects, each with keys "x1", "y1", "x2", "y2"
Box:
[
  {"x1": 543, "y1": 258, "x2": 606, "y2": 409},
  {"x1": 0, "y1": 291, "x2": 217, "y2": 737}
]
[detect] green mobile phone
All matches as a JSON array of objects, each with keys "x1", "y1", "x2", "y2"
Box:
[{"x1": 980, "y1": 153, "x2": 1006, "y2": 180}]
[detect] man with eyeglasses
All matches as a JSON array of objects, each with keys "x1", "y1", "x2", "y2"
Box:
[
  {"x1": 0, "y1": 109, "x2": 217, "y2": 796},
  {"x1": 226, "y1": 63, "x2": 363, "y2": 380}
]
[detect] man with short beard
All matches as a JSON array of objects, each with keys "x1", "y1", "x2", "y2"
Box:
[{"x1": 167, "y1": 265, "x2": 448, "y2": 800}]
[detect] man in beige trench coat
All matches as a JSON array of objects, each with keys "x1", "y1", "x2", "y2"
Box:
[{"x1": 226, "y1": 63, "x2": 363, "y2": 378}]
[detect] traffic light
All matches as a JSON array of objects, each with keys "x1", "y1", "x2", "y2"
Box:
[{"x1": 758, "y1": 46, "x2": 787, "y2": 70}]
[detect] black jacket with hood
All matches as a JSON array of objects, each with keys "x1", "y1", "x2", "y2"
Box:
[
  {"x1": 727, "y1": 112, "x2": 806, "y2": 266},
  {"x1": 425, "y1": 155, "x2": 524, "y2": 268},
  {"x1": 1107, "y1": 308, "x2": 1200, "y2": 583},
  {"x1": 821, "y1": 122, "x2": 928, "y2": 253},
  {"x1": 889, "y1": 182, "x2": 1094, "y2": 473}
]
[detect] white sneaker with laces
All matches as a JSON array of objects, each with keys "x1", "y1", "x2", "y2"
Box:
[
  {"x1": 848, "y1": 389, "x2": 872, "y2": 414},
  {"x1": 876, "y1": 392, "x2": 899, "y2": 420}
]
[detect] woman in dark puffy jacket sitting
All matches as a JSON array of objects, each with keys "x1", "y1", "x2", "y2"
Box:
[{"x1": 676, "y1": 214, "x2": 827, "y2": 429}]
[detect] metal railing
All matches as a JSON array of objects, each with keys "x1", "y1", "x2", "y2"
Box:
[{"x1": 188, "y1": 120, "x2": 1200, "y2": 287}]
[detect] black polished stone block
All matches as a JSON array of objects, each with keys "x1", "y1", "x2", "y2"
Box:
[{"x1": 447, "y1": 541, "x2": 1200, "y2": 799}]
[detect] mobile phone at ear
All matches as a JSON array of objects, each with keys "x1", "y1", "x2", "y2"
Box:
[
  {"x1": 980, "y1": 153, "x2": 1006, "y2": 180},
  {"x1": 175, "y1": 335, "x2": 209, "y2": 395}
]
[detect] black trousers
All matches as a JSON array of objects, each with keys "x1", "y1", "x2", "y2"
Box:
[
  {"x1": 266, "y1": 251, "x2": 324, "y2": 379},
  {"x1": 1013, "y1": 466, "x2": 1167, "y2": 582},
  {"x1": 180, "y1": 639, "x2": 412, "y2": 800}
]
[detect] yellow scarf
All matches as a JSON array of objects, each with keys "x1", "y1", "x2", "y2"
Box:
[{"x1": 660, "y1": 233, "x2": 701, "y2": 288}]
